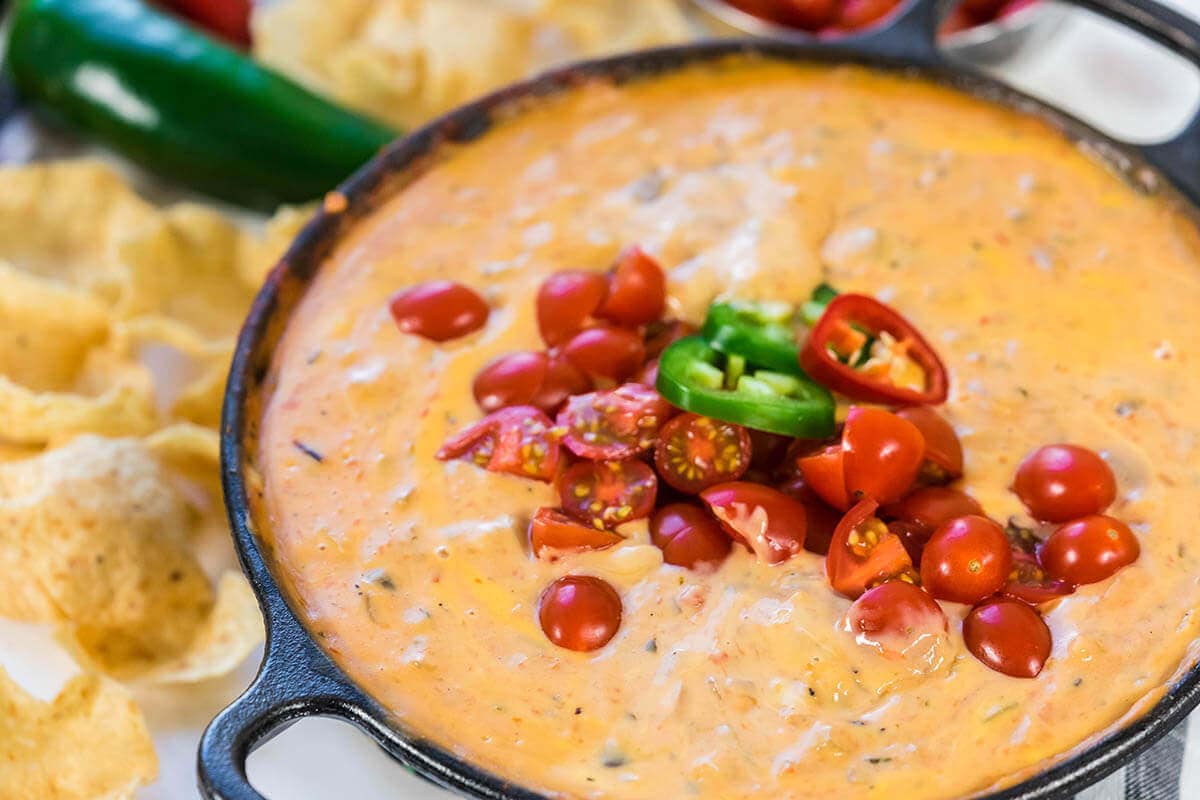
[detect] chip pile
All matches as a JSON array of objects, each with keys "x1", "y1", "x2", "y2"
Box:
[
  {"x1": 251, "y1": 0, "x2": 693, "y2": 130},
  {"x1": 0, "y1": 159, "x2": 306, "y2": 796}
]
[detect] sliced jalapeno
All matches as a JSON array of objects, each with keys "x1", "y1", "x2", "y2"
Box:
[
  {"x1": 656, "y1": 336, "x2": 835, "y2": 439},
  {"x1": 700, "y1": 301, "x2": 803, "y2": 375}
]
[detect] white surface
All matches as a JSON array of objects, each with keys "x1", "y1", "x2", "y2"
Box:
[{"x1": 3, "y1": 4, "x2": 1200, "y2": 798}]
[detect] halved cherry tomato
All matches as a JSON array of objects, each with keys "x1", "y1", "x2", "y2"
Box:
[
  {"x1": 538, "y1": 575, "x2": 622, "y2": 652},
  {"x1": 654, "y1": 413, "x2": 752, "y2": 494},
  {"x1": 700, "y1": 482, "x2": 808, "y2": 564},
  {"x1": 842, "y1": 406, "x2": 925, "y2": 505},
  {"x1": 964, "y1": 599, "x2": 1051, "y2": 678},
  {"x1": 896, "y1": 406, "x2": 963, "y2": 483},
  {"x1": 1012, "y1": 444, "x2": 1117, "y2": 522},
  {"x1": 1039, "y1": 514, "x2": 1139, "y2": 585},
  {"x1": 597, "y1": 246, "x2": 666, "y2": 327},
  {"x1": 558, "y1": 459, "x2": 658, "y2": 529},
  {"x1": 529, "y1": 508, "x2": 622, "y2": 557},
  {"x1": 437, "y1": 406, "x2": 560, "y2": 482},
  {"x1": 638, "y1": 358, "x2": 660, "y2": 388},
  {"x1": 473, "y1": 351, "x2": 590, "y2": 413},
  {"x1": 882, "y1": 487, "x2": 983, "y2": 538},
  {"x1": 650, "y1": 503, "x2": 733, "y2": 571},
  {"x1": 563, "y1": 326, "x2": 646, "y2": 384},
  {"x1": 1002, "y1": 551, "x2": 1075, "y2": 605},
  {"x1": 777, "y1": 475, "x2": 841, "y2": 556},
  {"x1": 844, "y1": 581, "x2": 948, "y2": 659},
  {"x1": 826, "y1": 498, "x2": 914, "y2": 598},
  {"x1": 389, "y1": 281, "x2": 489, "y2": 342},
  {"x1": 797, "y1": 445, "x2": 850, "y2": 510},
  {"x1": 920, "y1": 515, "x2": 1012, "y2": 604},
  {"x1": 800, "y1": 294, "x2": 948, "y2": 405},
  {"x1": 557, "y1": 384, "x2": 675, "y2": 460},
  {"x1": 536, "y1": 270, "x2": 608, "y2": 346},
  {"x1": 797, "y1": 407, "x2": 924, "y2": 509},
  {"x1": 644, "y1": 319, "x2": 699, "y2": 360}
]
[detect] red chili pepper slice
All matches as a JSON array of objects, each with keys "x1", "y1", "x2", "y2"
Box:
[
  {"x1": 436, "y1": 406, "x2": 561, "y2": 482},
  {"x1": 800, "y1": 294, "x2": 948, "y2": 405}
]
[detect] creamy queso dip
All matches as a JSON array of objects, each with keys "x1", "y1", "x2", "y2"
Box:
[{"x1": 258, "y1": 61, "x2": 1200, "y2": 798}]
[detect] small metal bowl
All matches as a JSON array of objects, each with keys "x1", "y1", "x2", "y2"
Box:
[{"x1": 690, "y1": 0, "x2": 1070, "y2": 64}]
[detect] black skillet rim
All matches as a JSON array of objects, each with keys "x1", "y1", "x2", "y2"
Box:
[{"x1": 204, "y1": 3, "x2": 1200, "y2": 798}]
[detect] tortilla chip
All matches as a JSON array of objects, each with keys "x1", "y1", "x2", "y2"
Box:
[
  {"x1": 0, "y1": 667, "x2": 157, "y2": 799},
  {"x1": 0, "y1": 436, "x2": 214, "y2": 678},
  {"x1": 116, "y1": 204, "x2": 258, "y2": 338},
  {"x1": 138, "y1": 572, "x2": 264, "y2": 684},
  {"x1": 253, "y1": 0, "x2": 691, "y2": 130},
  {"x1": 0, "y1": 376, "x2": 157, "y2": 445},
  {"x1": 145, "y1": 422, "x2": 224, "y2": 512},
  {"x1": 0, "y1": 260, "x2": 111, "y2": 392},
  {"x1": 0, "y1": 160, "x2": 156, "y2": 306}
]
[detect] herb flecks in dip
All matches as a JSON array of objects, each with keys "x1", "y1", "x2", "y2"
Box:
[{"x1": 259, "y1": 61, "x2": 1200, "y2": 799}]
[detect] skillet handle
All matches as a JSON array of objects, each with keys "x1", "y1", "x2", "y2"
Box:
[
  {"x1": 1061, "y1": 0, "x2": 1200, "y2": 203},
  {"x1": 197, "y1": 593, "x2": 373, "y2": 800}
]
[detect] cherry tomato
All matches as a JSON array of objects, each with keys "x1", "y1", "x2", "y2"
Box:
[
  {"x1": 961, "y1": 0, "x2": 1008, "y2": 18},
  {"x1": 771, "y1": 0, "x2": 838, "y2": 29},
  {"x1": 882, "y1": 487, "x2": 983, "y2": 538},
  {"x1": 558, "y1": 459, "x2": 658, "y2": 529},
  {"x1": 529, "y1": 508, "x2": 622, "y2": 557},
  {"x1": 826, "y1": 498, "x2": 914, "y2": 598},
  {"x1": 654, "y1": 413, "x2": 752, "y2": 494},
  {"x1": 1012, "y1": 444, "x2": 1117, "y2": 523},
  {"x1": 836, "y1": 0, "x2": 901, "y2": 30},
  {"x1": 896, "y1": 406, "x2": 963, "y2": 483},
  {"x1": 562, "y1": 326, "x2": 646, "y2": 384},
  {"x1": 472, "y1": 352, "x2": 591, "y2": 414},
  {"x1": 700, "y1": 482, "x2": 809, "y2": 564},
  {"x1": 888, "y1": 519, "x2": 931, "y2": 566},
  {"x1": 777, "y1": 475, "x2": 842, "y2": 556},
  {"x1": 1002, "y1": 551, "x2": 1075, "y2": 605},
  {"x1": 1039, "y1": 514, "x2": 1139, "y2": 585},
  {"x1": 998, "y1": 0, "x2": 1039, "y2": 18},
  {"x1": 650, "y1": 503, "x2": 733, "y2": 571},
  {"x1": 939, "y1": 5, "x2": 976, "y2": 33},
  {"x1": 797, "y1": 445, "x2": 850, "y2": 510},
  {"x1": 842, "y1": 406, "x2": 926, "y2": 505},
  {"x1": 727, "y1": 0, "x2": 791, "y2": 23},
  {"x1": 389, "y1": 281, "x2": 489, "y2": 342},
  {"x1": 644, "y1": 319, "x2": 699, "y2": 360},
  {"x1": 963, "y1": 599, "x2": 1052, "y2": 678},
  {"x1": 845, "y1": 581, "x2": 948, "y2": 659},
  {"x1": 920, "y1": 515, "x2": 1012, "y2": 604},
  {"x1": 536, "y1": 270, "x2": 608, "y2": 347},
  {"x1": 474, "y1": 352, "x2": 546, "y2": 413},
  {"x1": 538, "y1": 575, "x2": 622, "y2": 652},
  {"x1": 163, "y1": 0, "x2": 252, "y2": 46},
  {"x1": 557, "y1": 384, "x2": 675, "y2": 460},
  {"x1": 596, "y1": 246, "x2": 666, "y2": 327},
  {"x1": 437, "y1": 406, "x2": 560, "y2": 482}
]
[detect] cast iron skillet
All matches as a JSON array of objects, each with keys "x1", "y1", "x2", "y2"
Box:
[{"x1": 201, "y1": 0, "x2": 1200, "y2": 796}]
